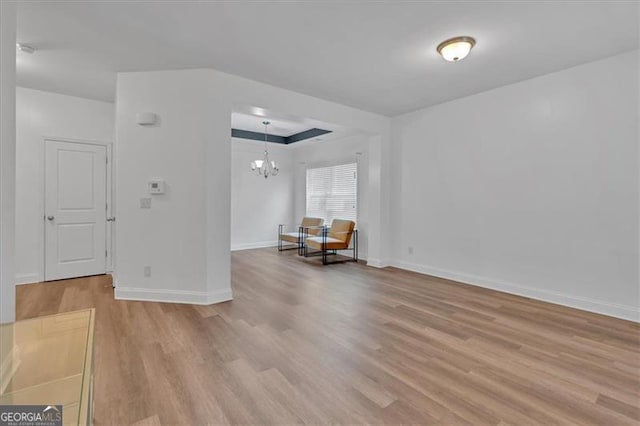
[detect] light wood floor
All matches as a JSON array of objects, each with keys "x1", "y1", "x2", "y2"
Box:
[{"x1": 16, "y1": 249, "x2": 640, "y2": 425}]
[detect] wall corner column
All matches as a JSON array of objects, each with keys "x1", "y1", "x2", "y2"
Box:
[{"x1": 0, "y1": 1, "x2": 17, "y2": 323}]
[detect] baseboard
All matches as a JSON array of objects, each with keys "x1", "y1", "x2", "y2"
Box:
[
  {"x1": 366, "y1": 258, "x2": 390, "y2": 268},
  {"x1": 231, "y1": 241, "x2": 278, "y2": 251},
  {"x1": 391, "y1": 259, "x2": 639, "y2": 323},
  {"x1": 114, "y1": 285, "x2": 233, "y2": 305},
  {"x1": 109, "y1": 272, "x2": 119, "y2": 288},
  {"x1": 15, "y1": 273, "x2": 41, "y2": 285}
]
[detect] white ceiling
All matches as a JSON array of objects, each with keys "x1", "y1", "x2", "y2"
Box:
[{"x1": 16, "y1": 1, "x2": 639, "y2": 116}]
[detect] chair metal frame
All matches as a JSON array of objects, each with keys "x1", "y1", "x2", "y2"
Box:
[
  {"x1": 277, "y1": 224, "x2": 301, "y2": 252},
  {"x1": 302, "y1": 225, "x2": 358, "y2": 265}
]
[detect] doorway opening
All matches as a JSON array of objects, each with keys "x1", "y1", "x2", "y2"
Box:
[{"x1": 230, "y1": 106, "x2": 370, "y2": 260}]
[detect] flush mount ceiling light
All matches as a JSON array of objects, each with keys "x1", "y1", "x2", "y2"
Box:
[
  {"x1": 250, "y1": 121, "x2": 279, "y2": 179},
  {"x1": 437, "y1": 36, "x2": 475, "y2": 62},
  {"x1": 16, "y1": 43, "x2": 36, "y2": 54}
]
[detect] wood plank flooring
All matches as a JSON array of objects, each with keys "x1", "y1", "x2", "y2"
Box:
[{"x1": 16, "y1": 248, "x2": 640, "y2": 425}]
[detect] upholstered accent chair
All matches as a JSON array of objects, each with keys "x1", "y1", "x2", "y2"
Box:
[
  {"x1": 304, "y1": 219, "x2": 358, "y2": 265},
  {"x1": 278, "y1": 217, "x2": 324, "y2": 252}
]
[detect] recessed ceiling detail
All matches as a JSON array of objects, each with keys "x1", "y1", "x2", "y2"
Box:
[{"x1": 231, "y1": 128, "x2": 332, "y2": 145}]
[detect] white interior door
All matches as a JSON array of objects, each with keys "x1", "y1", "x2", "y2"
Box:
[{"x1": 45, "y1": 140, "x2": 107, "y2": 281}]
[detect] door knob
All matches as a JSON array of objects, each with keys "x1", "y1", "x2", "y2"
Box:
[
  {"x1": 106, "y1": 217, "x2": 116, "y2": 222},
  {"x1": 47, "y1": 216, "x2": 54, "y2": 221}
]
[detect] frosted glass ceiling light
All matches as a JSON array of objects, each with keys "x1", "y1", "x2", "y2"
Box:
[
  {"x1": 250, "y1": 121, "x2": 279, "y2": 179},
  {"x1": 437, "y1": 36, "x2": 476, "y2": 62}
]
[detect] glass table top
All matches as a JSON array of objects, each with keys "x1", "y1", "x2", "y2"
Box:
[{"x1": 0, "y1": 309, "x2": 94, "y2": 425}]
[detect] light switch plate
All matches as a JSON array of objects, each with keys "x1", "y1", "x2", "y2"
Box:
[{"x1": 140, "y1": 198, "x2": 152, "y2": 209}]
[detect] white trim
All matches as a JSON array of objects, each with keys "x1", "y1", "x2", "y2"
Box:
[
  {"x1": 366, "y1": 258, "x2": 389, "y2": 268},
  {"x1": 42, "y1": 135, "x2": 111, "y2": 146},
  {"x1": 391, "y1": 259, "x2": 640, "y2": 323},
  {"x1": 109, "y1": 272, "x2": 119, "y2": 288},
  {"x1": 15, "y1": 273, "x2": 40, "y2": 285},
  {"x1": 105, "y1": 143, "x2": 114, "y2": 272},
  {"x1": 115, "y1": 286, "x2": 233, "y2": 305},
  {"x1": 231, "y1": 240, "x2": 278, "y2": 251}
]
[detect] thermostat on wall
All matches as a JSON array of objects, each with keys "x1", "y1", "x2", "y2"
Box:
[{"x1": 148, "y1": 179, "x2": 165, "y2": 194}]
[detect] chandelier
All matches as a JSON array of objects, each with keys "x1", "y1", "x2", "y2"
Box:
[{"x1": 250, "y1": 121, "x2": 279, "y2": 179}]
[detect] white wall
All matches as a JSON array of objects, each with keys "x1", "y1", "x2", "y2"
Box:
[
  {"x1": 15, "y1": 88, "x2": 114, "y2": 284},
  {"x1": 114, "y1": 70, "x2": 214, "y2": 303},
  {"x1": 292, "y1": 135, "x2": 370, "y2": 259},
  {"x1": 231, "y1": 138, "x2": 294, "y2": 250},
  {"x1": 391, "y1": 51, "x2": 639, "y2": 321},
  {"x1": 0, "y1": 1, "x2": 16, "y2": 323},
  {"x1": 114, "y1": 68, "x2": 390, "y2": 305}
]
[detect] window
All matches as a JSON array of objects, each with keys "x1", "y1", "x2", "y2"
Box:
[{"x1": 306, "y1": 162, "x2": 357, "y2": 225}]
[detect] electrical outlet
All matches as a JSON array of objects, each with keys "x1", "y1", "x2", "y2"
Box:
[
  {"x1": 408, "y1": 246, "x2": 414, "y2": 255},
  {"x1": 140, "y1": 198, "x2": 152, "y2": 209},
  {"x1": 144, "y1": 266, "x2": 151, "y2": 277}
]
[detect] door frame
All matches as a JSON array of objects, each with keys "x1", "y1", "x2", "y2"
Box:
[{"x1": 42, "y1": 136, "x2": 114, "y2": 279}]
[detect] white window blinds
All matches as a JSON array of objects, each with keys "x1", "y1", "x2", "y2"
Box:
[{"x1": 306, "y1": 162, "x2": 357, "y2": 225}]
